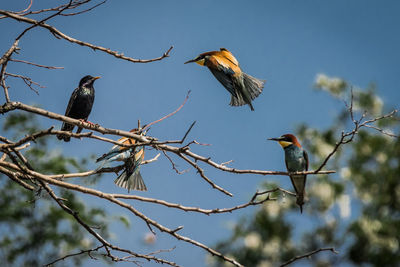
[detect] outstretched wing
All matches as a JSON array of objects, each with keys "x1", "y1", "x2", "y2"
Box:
[
  {"x1": 208, "y1": 67, "x2": 237, "y2": 97},
  {"x1": 96, "y1": 137, "x2": 135, "y2": 163},
  {"x1": 219, "y1": 48, "x2": 239, "y2": 67}
]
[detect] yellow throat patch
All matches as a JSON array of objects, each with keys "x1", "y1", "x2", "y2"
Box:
[
  {"x1": 195, "y1": 58, "x2": 205, "y2": 66},
  {"x1": 278, "y1": 141, "x2": 293, "y2": 148}
]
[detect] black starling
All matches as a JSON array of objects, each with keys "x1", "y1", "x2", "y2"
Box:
[{"x1": 57, "y1": 75, "x2": 100, "y2": 142}]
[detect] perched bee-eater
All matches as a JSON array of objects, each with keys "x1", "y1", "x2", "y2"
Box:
[
  {"x1": 115, "y1": 145, "x2": 146, "y2": 192},
  {"x1": 96, "y1": 129, "x2": 147, "y2": 191},
  {"x1": 57, "y1": 75, "x2": 100, "y2": 142},
  {"x1": 268, "y1": 134, "x2": 309, "y2": 213},
  {"x1": 185, "y1": 48, "x2": 265, "y2": 111}
]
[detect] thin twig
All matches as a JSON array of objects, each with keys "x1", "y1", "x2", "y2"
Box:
[
  {"x1": 5, "y1": 72, "x2": 44, "y2": 94},
  {"x1": 44, "y1": 245, "x2": 105, "y2": 266},
  {"x1": 142, "y1": 153, "x2": 160, "y2": 165},
  {"x1": 143, "y1": 90, "x2": 191, "y2": 130},
  {"x1": 162, "y1": 150, "x2": 189, "y2": 175},
  {"x1": 61, "y1": 0, "x2": 106, "y2": 16},
  {"x1": 0, "y1": 9, "x2": 173, "y2": 64},
  {"x1": 6, "y1": 166, "x2": 242, "y2": 267},
  {"x1": 10, "y1": 59, "x2": 64, "y2": 69},
  {"x1": 280, "y1": 247, "x2": 339, "y2": 267}
]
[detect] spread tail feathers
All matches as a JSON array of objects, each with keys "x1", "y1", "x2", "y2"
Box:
[
  {"x1": 229, "y1": 92, "x2": 246, "y2": 107},
  {"x1": 229, "y1": 94, "x2": 255, "y2": 111},
  {"x1": 229, "y1": 73, "x2": 265, "y2": 110},
  {"x1": 242, "y1": 73, "x2": 265, "y2": 100},
  {"x1": 115, "y1": 170, "x2": 147, "y2": 192}
]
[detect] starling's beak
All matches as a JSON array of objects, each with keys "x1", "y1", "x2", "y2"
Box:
[
  {"x1": 93, "y1": 76, "x2": 101, "y2": 80},
  {"x1": 184, "y1": 59, "x2": 197, "y2": 64}
]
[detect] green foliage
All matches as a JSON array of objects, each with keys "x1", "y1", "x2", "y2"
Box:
[
  {"x1": 212, "y1": 75, "x2": 400, "y2": 267},
  {"x1": 0, "y1": 112, "x2": 109, "y2": 266}
]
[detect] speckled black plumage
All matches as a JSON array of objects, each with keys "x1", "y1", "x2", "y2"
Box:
[{"x1": 57, "y1": 75, "x2": 99, "y2": 142}]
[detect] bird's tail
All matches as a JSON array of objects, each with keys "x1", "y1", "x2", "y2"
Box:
[
  {"x1": 229, "y1": 73, "x2": 265, "y2": 110},
  {"x1": 57, "y1": 123, "x2": 74, "y2": 142},
  {"x1": 230, "y1": 93, "x2": 255, "y2": 111},
  {"x1": 296, "y1": 193, "x2": 304, "y2": 213},
  {"x1": 115, "y1": 169, "x2": 147, "y2": 192},
  {"x1": 229, "y1": 92, "x2": 246, "y2": 107},
  {"x1": 243, "y1": 73, "x2": 265, "y2": 100}
]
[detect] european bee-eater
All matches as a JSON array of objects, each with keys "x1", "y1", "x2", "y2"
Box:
[
  {"x1": 57, "y1": 75, "x2": 100, "y2": 142},
  {"x1": 96, "y1": 129, "x2": 147, "y2": 191},
  {"x1": 185, "y1": 48, "x2": 265, "y2": 111},
  {"x1": 268, "y1": 134, "x2": 309, "y2": 213},
  {"x1": 115, "y1": 145, "x2": 146, "y2": 192}
]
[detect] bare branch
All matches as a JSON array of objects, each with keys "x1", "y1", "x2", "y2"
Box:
[
  {"x1": 10, "y1": 59, "x2": 64, "y2": 69},
  {"x1": 0, "y1": 10, "x2": 173, "y2": 64},
  {"x1": 18, "y1": 0, "x2": 92, "y2": 17},
  {"x1": 315, "y1": 97, "x2": 398, "y2": 173},
  {"x1": 142, "y1": 153, "x2": 160, "y2": 165},
  {"x1": 5, "y1": 72, "x2": 44, "y2": 94},
  {"x1": 39, "y1": 177, "x2": 180, "y2": 267},
  {"x1": 178, "y1": 152, "x2": 233, "y2": 197},
  {"x1": 0, "y1": 39, "x2": 19, "y2": 66},
  {"x1": 113, "y1": 188, "x2": 280, "y2": 215},
  {"x1": 61, "y1": 1, "x2": 107, "y2": 16},
  {"x1": 0, "y1": 0, "x2": 32, "y2": 18},
  {"x1": 3, "y1": 165, "x2": 242, "y2": 267},
  {"x1": 144, "y1": 90, "x2": 191, "y2": 130},
  {"x1": 0, "y1": 102, "x2": 335, "y2": 180},
  {"x1": 280, "y1": 247, "x2": 339, "y2": 267},
  {"x1": 0, "y1": 39, "x2": 19, "y2": 102},
  {"x1": 162, "y1": 150, "x2": 189, "y2": 175},
  {"x1": 44, "y1": 245, "x2": 105, "y2": 267},
  {"x1": 0, "y1": 165, "x2": 35, "y2": 191}
]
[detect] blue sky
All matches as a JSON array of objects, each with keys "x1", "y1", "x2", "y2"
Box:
[{"x1": 1, "y1": 1, "x2": 400, "y2": 266}]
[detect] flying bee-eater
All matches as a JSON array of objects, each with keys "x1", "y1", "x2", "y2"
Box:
[
  {"x1": 268, "y1": 134, "x2": 309, "y2": 213},
  {"x1": 57, "y1": 75, "x2": 100, "y2": 142},
  {"x1": 185, "y1": 48, "x2": 265, "y2": 111}
]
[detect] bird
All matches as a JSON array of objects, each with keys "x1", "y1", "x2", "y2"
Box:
[
  {"x1": 268, "y1": 134, "x2": 309, "y2": 213},
  {"x1": 115, "y1": 145, "x2": 146, "y2": 192},
  {"x1": 185, "y1": 48, "x2": 265, "y2": 111},
  {"x1": 96, "y1": 129, "x2": 147, "y2": 191},
  {"x1": 57, "y1": 75, "x2": 100, "y2": 142}
]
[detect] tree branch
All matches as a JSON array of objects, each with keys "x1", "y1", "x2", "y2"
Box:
[
  {"x1": 0, "y1": 9, "x2": 173, "y2": 64},
  {"x1": 1, "y1": 164, "x2": 242, "y2": 267},
  {"x1": 280, "y1": 247, "x2": 339, "y2": 267}
]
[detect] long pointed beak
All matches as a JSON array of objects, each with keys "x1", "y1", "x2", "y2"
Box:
[
  {"x1": 268, "y1": 137, "x2": 281, "y2": 142},
  {"x1": 93, "y1": 76, "x2": 101, "y2": 80},
  {"x1": 184, "y1": 59, "x2": 197, "y2": 64}
]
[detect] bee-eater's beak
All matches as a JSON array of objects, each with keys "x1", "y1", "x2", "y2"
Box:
[
  {"x1": 93, "y1": 76, "x2": 101, "y2": 80},
  {"x1": 268, "y1": 137, "x2": 281, "y2": 142},
  {"x1": 184, "y1": 59, "x2": 197, "y2": 64}
]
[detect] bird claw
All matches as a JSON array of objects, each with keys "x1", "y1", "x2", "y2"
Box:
[{"x1": 80, "y1": 120, "x2": 99, "y2": 128}]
